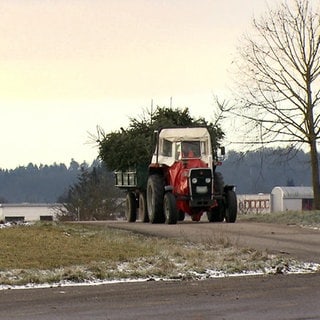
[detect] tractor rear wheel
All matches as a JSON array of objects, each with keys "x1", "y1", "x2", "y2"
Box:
[
  {"x1": 125, "y1": 192, "x2": 137, "y2": 222},
  {"x1": 138, "y1": 191, "x2": 149, "y2": 223},
  {"x1": 147, "y1": 174, "x2": 165, "y2": 223},
  {"x1": 163, "y1": 192, "x2": 178, "y2": 224},
  {"x1": 225, "y1": 190, "x2": 237, "y2": 223}
]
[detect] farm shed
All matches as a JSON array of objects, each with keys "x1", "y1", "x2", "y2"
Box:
[
  {"x1": 0, "y1": 203, "x2": 63, "y2": 222},
  {"x1": 271, "y1": 186, "x2": 313, "y2": 212}
]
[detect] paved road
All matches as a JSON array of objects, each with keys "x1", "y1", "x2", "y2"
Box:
[
  {"x1": 1, "y1": 221, "x2": 320, "y2": 320},
  {"x1": 1, "y1": 273, "x2": 320, "y2": 320}
]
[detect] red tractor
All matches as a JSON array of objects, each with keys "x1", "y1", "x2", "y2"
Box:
[{"x1": 115, "y1": 127, "x2": 237, "y2": 224}]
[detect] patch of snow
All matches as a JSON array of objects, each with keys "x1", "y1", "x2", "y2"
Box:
[
  {"x1": 0, "y1": 278, "x2": 149, "y2": 291},
  {"x1": 1, "y1": 261, "x2": 319, "y2": 291},
  {"x1": 0, "y1": 223, "x2": 12, "y2": 229},
  {"x1": 302, "y1": 225, "x2": 320, "y2": 231},
  {"x1": 0, "y1": 221, "x2": 32, "y2": 229}
]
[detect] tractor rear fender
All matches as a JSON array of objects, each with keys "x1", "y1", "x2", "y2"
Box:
[{"x1": 148, "y1": 166, "x2": 165, "y2": 177}]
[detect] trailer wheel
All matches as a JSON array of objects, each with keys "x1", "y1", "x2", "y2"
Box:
[
  {"x1": 138, "y1": 191, "x2": 149, "y2": 223},
  {"x1": 163, "y1": 192, "x2": 178, "y2": 224},
  {"x1": 225, "y1": 190, "x2": 237, "y2": 223},
  {"x1": 147, "y1": 174, "x2": 165, "y2": 223},
  {"x1": 207, "y1": 200, "x2": 225, "y2": 222},
  {"x1": 125, "y1": 192, "x2": 137, "y2": 222}
]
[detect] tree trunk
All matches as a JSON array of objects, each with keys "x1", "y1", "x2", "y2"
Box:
[{"x1": 309, "y1": 140, "x2": 320, "y2": 210}]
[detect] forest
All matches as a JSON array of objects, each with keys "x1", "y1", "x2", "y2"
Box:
[
  {"x1": 0, "y1": 148, "x2": 313, "y2": 204},
  {"x1": 0, "y1": 159, "x2": 88, "y2": 203},
  {"x1": 219, "y1": 148, "x2": 312, "y2": 194}
]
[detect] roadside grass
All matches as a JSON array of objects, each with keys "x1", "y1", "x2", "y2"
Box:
[
  {"x1": 0, "y1": 222, "x2": 318, "y2": 287},
  {"x1": 238, "y1": 210, "x2": 320, "y2": 227}
]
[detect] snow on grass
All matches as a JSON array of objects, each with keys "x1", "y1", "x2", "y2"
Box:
[{"x1": 0, "y1": 257, "x2": 319, "y2": 291}]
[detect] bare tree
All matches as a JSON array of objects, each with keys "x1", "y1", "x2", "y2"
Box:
[{"x1": 231, "y1": 0, "x2": 320, "y2": 209}]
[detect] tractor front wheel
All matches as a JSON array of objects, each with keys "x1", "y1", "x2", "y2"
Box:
[
  {"x1": 147, "y1": 174, "x2": 165, "y2": 223},
  {"x1": 225, "y1": 190, "x2": 237, "y2": 223},
  {"x1": 163, "y1": 192, "x2": 178, "y2": 224},
  {"x1": 125, "y1": 192, "x2": 137, "y2": 222},
  {"x1": 207, "y1": 200, "x2": 225, "y2": 222}
]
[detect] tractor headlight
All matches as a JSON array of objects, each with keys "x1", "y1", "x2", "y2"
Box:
[
  {"x1": 205, "y1": 177, "x2": 211, "y2": 184},
  {"x1": 192, "y1": 178, "x2": 198, "y2": 184}
]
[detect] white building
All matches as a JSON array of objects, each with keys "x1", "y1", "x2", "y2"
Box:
[
  {"x1": 0, "y1": 203, "x2": 63, "y2": 222},
  {"x1": 271, "y1": 186, "x2": 314, "y2": 212}
]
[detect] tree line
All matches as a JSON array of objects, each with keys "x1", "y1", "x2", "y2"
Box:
[
  {"x1": 0, "y1": 147, "x2": 313, "y2": 204},
  {"x1": 219, "y1": 148, "x2": 312, "y2": 194},
  {"x1": 0, "y1": 159, "x2": 89, "y2": 203}
]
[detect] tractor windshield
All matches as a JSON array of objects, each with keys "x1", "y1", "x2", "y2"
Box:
[
  {"x1": 176, "y1": 141, "x2": 201, "y2": 159},
  {"x1": 182, "y1": 141, "x2": 200, "y2": 158}
]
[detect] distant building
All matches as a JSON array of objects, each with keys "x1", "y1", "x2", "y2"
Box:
[
  {"x1": 237, "y1": 186, "x2": 314, "y2": 214},
  {"x1": 271, "y1": 186, "x2": 314, "y2": 212},
  {"x1": 237, "y1": 193, "x2": 271, "y2": 214},
  {"x1": 0, "y1": 203, "x2": 63, "y2": 222}
]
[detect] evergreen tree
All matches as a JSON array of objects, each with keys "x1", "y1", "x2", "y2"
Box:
[
  {"x1": 57, "y1": 163, "x2": 124, "y2": 221},
  {"x1": 97, "y1": 106, "x2": 224, "y2": 171}
]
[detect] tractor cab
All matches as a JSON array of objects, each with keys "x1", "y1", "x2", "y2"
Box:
[{"x1": 151, "y1": 127, "x2": 214, "y2": 169}]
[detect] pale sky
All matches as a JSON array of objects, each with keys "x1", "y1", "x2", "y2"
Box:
[{"x1": 0, "y1": 0, "x2": 281, "y2": 169}]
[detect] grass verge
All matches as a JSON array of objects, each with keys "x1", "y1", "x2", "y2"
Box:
[
  {"x1": 0, "y1": 222, "x2": 318, "y2": 287},
  {"x1": 238, "y1": 210, "x2": 320, "y2": 227}
]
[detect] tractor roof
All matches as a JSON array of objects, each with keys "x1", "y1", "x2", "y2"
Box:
[{"x1": 158, "y1": 127, "x2": 211, "y2": 142}]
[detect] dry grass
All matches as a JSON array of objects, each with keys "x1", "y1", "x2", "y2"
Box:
[
  {"x1": 239, "y1": 210, "x2": 320, "y2": 227},
  {"x1": 0, "y1": 222, "x2": 318, "y2": 286},
  {"x1": 0, "y1": 223, "x2": 156, "y2": 270}
]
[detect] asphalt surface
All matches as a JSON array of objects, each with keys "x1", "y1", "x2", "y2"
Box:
[
  {"x1": 1, "y1": 273, "x2": 320, "y2": 320},
  {"x1": 1, "y1": 220, "x2": 320, "y2": 320}
]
